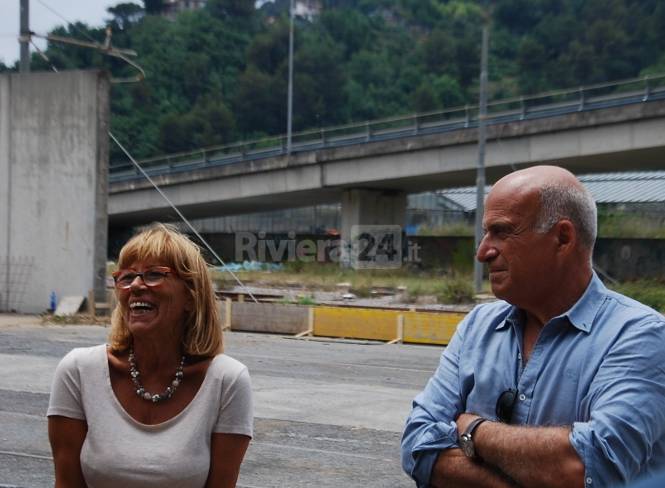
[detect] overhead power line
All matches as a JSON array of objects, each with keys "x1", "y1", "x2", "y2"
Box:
[{"x1": 109, "y1": 132, "x2": 259, "y2": 304}]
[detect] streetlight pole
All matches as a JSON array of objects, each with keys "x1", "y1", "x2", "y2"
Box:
[
  {"x1": 286, "y1": 0, "x2": 294, "y2": 154},
  {"x1": 19, "y1": 0, "x2": 30, "y2": 73},
  {"x1": 473, "y1": 9, "x2": 489, "y2": 294}
]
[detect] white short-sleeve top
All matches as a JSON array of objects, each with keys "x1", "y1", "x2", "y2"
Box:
[{"x1": 47, "y1": 344, "x2": 253, "y2": 488}]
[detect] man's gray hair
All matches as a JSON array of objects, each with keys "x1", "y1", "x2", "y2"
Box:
[{"x1": 534, "y1": 183, "x2": 597, "y2": 249}]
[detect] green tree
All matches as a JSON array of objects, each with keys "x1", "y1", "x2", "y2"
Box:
[
  {"x1": 432, "y1": 75, "x2": 465, "y2": 108},
  {"x1": 421, "y1": 29, "x2": 458, "y2": 77},
  {"x1": 107, "y1": 3, "x2": 144, "y2": 31},
  {"x1": 246, "y1": 21, "x2": 289, "y2": 74},
  {"x1": 206, "y1": 0, "x2": 255, "y2": 20},
  {"x1": 143, "y1": 0, "x2": 165, "y2": 15},
  {"x1": 319, "y1": 8, "x2": 373, "y2": 59},
  {"x1": 158, "y1": 112, "x2": 199, "y2": 153},
  {"x1": 412, "y1": 82, "x2": 438, "y2": 112},
  {"x1": 290, "y1": 30, "x2": 347, "y2": 129},
  {"x1": 233, "y1": 66, "x2": 285, "y2": 135}
]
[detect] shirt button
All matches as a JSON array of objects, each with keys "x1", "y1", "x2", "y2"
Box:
[
  {"x1": 518, "y1": 353, "x2": 522, "y2": 360},
  {"x1": 519, "y1": 394, "x2": 526, "y2": 401},
  {"x1": 586, "y1": 477, "x2": 593, "y2": 485}
]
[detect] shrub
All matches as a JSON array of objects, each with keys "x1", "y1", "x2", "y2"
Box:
[
  {"x1": 437, "y1": 275, "x2": 474, "y2": 304},
  {"x1": 296, "y1": 295, "x2": 317, "y2": 306},
  {"x1": 611, "y1": 280, "x2": 665, "y2": 313}
]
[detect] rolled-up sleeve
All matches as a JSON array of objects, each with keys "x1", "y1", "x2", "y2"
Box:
[
  {"x1": 401, "y1": 313, "x2": 471, "y2": 486},
  {"x1": 569, "y1": 320, "x2": 665, "y2": 487}
]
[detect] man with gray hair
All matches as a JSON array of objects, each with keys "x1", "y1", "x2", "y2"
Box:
[{"x1": 401, "y1": 165, "x2": 665, "y2": 487}]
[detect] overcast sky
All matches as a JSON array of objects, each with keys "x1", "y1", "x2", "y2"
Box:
[{"x1": 1, "y1": 0, "x2": 134, "y2": 66}]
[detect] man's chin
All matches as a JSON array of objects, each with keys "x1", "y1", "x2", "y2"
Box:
[{"x1": 489, "y1": 281, "x2": 510, "y2": 301}]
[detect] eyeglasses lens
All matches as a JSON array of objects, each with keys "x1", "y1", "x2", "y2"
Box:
[
  {"x1": 496, "y1": 389, "x2": 517, "y2": 424},
  {"x1": 114, "y1": 269, "x2": 168, "y2": 289},
  {"x1": 143, "y1": 271, "x2": 167, "y2": 286}
]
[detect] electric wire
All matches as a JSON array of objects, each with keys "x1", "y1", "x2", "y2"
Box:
[
  {"x1": 29, "y1": 0, "x2": 144, "y2": 82},
  {"x1": 28, "y1": 0, "x2": 258, "y2": 302},
  {"x1": 108, "y1": 132, "x2": 259, "y2": 304},
  {"x1": 29, "y1": 39, "x2": 58, "y2": 72},
  {"x1": 33, "y1": 0, "x2": 98, "y2": 44}
]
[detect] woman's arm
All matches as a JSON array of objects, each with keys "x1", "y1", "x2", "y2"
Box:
[
  {"x1": 48, "y1": 416, "x2": 88, "y2": 488},
  {"x1": 205, "y1": 433, "x2": 251, "y2": 488}
]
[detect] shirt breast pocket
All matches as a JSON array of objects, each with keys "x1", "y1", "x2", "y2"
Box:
[{"x1": 462, "y1": 363, "x2": 513, "y2": 421}]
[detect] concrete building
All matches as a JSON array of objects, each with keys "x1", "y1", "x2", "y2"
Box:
[
  {"x1": 295, "y1": 0, "x2": 322, "y2": 20},
  {"x1": 163, "y1": 0, "x2": 207, "y2": 19},
  {"x1": 0, "y1": 70, "x2": 109, "y2": 313},
  {"x1": 175, "y1": 171, "x2": 665, "y2": 237}
]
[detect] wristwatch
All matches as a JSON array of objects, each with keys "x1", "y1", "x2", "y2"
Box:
[{"x1": 459, "y1": 417, "x2": 488, "y2": 460}]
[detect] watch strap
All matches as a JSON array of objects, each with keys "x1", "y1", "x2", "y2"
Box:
[
  {"x1": 460, "y1": 417, "x2": 488, "y2": 460},
  {"x1": 464, "y1": 417, "x2": 488, "y2": 438}
]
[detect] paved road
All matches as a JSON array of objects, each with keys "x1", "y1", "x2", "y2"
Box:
[{"x1": 0, "y1": 316, "x2": 444, "y2": 487}]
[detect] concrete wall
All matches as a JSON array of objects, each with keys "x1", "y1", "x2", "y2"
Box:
[
  {"x1": 228, "y1": 302, "x2": 309, "y2": 334},
  {"x1": 594, "y1": 238, "x2": 665, "y2": 281},
  {"x1": 0, "y1": 70, "x2": 109, "y2": 313}
]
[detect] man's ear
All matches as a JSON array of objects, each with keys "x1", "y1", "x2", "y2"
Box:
[{"x1": 554, "y1": 219, "x2": 576, "y2": 252}]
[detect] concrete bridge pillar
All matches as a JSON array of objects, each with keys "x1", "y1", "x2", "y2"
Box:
[{"x1": 340, "y1": 189, "x2": 406, "y2": 267}]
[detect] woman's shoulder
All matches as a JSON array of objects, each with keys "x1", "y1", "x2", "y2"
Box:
[
  {"x1": 205, "y1": 354, "x2": 250, "y2": 390},
  {"x1": 57, "y1": 344, "x2": 107, "y2": 371},
  {"x1": 208, "y1": 354, "x2": 248, "y2": 376}
]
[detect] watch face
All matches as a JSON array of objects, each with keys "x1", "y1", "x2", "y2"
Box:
[{"x1": 460, "y1": 434, "x2": 475, "y2": 458}]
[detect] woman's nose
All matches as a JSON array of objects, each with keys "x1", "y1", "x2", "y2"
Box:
[{"x1": 129, "y1": 274, "x2": 147, "y2": 289}]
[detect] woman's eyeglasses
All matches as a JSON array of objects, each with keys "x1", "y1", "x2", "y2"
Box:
[
  {"x1": 112, "y1": 267, "x2": 172, "y2": 289},
  {"x1": 496, "y1": 388, "x2": 518, "y2": 424}
]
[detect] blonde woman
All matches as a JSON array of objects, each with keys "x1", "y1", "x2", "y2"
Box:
[{"x1": 48, "y1": 224, "x2": 253, "y2": 487}]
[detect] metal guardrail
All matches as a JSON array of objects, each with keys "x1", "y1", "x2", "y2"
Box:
[{"x1": 109, "y1": 73, "x2": 665, "y2": 182}]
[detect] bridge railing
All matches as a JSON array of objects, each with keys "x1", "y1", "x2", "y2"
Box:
[{"x1": 110, "y1": 73, "x2": 665, "y2": 181}]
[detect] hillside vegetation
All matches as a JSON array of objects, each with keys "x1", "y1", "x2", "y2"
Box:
[{"x1": 3, "y1": 0, "x2": 665, "y2": 161}]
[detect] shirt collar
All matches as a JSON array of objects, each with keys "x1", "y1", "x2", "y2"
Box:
[
  {"x1": 494, "y1": 273, "x2": 607, "y2": 333},
  {"x1": 496, "y1": 306, "x2": 520, "y2": 331},
  {"x1": 559, "y1": 272, "x2": 607, "y2": 333}
]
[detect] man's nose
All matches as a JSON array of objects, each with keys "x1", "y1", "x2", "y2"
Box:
[{"x1": 476, "y1": 236, "x2": 498, "y2": 263}]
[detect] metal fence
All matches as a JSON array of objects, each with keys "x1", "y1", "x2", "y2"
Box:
[
  {"x1": 110, "y1": 73, "x2": 665, "y2": 182},
  {"x1": 0, "y1": 256, "x2": 35, "y2": 312}
]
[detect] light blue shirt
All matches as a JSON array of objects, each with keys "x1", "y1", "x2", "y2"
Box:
[{"x1": 401, "y1": 274, "x2": 665, "y2": 487}]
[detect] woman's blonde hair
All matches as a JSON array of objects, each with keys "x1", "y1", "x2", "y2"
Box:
[{"x1": 108, "y1": 223, "x2": 222, "y2": 356}]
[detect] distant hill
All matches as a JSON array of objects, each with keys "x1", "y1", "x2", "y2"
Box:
[{"x1": 21, "y1": 0, "x2": 665, "y2": 161}]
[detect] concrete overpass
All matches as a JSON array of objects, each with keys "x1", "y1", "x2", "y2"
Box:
[{"x1": 109, "y1": 82, "x2": 665, "y2": 242}]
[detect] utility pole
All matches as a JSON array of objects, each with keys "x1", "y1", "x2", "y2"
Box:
[
  {"x1": 286, "y1": 0, "x2": 295, "y2": 154},
  {"x1": 473, "y1": 8, "x2": 490, "y2": 294},
  {"x1": 19, "y1": 0, "x2": 30, "y2": 73}
]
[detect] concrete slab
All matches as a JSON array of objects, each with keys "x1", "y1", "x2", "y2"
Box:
[
  {"x1": 54, "y1": 296, "x2": 85, "y2": 317},
  {"x1": 253, "y1": 376, "x2": 415, "y2": 433},
  {"x1": 0, "y1": 315, "x2": 42, "y2": 328},
  {"x1": 0, "y1": 324, "x2": 441, "y2": 487}
]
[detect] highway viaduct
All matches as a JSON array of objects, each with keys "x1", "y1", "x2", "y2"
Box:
[{"x1": 108, "y1": 94, "x2": 665, "y2": 244}]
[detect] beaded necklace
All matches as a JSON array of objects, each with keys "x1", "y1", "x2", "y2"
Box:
[{"x1": 128, "y1": 348, "x2": 185, "y2": 403}]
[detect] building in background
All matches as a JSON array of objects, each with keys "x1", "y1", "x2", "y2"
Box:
[
  {"x1": 162, "y1": 0, "x2": 207, "y2": 19},
  {"x1": 182, "y1": 171, "x2": 665, "y2": 237},
  {"x1": 295, "y1": 0, "x2": 322, "y2": 20},
  {"x1": 260, "y1": 0, "x2": 322, "y2": 22}
]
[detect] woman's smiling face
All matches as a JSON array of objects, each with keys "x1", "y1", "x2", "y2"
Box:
[{"x1": 116, "y1": 261, "x2": 192, "y2": 340}]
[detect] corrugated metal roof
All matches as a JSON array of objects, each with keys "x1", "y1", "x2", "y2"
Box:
[
  {"x1": 579, "y1": 171, "x2": 665, "y2": 203},
  {"x1": 426, "y1": 171, "x2": 665, "y2": 211}
]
